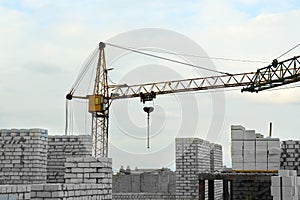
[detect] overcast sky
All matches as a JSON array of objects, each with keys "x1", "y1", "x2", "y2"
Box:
[{"x1": 1, "y1": 0, "x2": 300, "y2": 170}]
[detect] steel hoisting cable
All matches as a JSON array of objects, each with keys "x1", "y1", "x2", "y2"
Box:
[
  {"x1": 65, "y1": 100, "x2": 69, "y2": 135},
  {"x1": 276, "y1": 43, "x2": 300, "y2": 60},
  {"x1": 69, "y1": 48, "x2": 99, "y2": 94},
  {"x1": 114, "y1": 45, "x2": 269, "y2": 64},
  {"x1": 106, "y1": 42, "x2": 232, "y2": 76},
  {"x1": 147, "y1": 112, "x2": 150, "y2": 149}
]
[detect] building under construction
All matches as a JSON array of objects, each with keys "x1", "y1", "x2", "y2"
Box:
[
  {"x1": 0, "y1": 125, "x2": 300, "y2": 199},
  {"x1": 0, "y1": 42, "x2": 300, "y2": 199}
]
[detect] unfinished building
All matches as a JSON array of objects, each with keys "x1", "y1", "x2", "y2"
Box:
[
  {"x1": 113, "y1": 138, "x2": 224, "y2": 200},
  {"x1": 0, "y1": 128, "x2": 112, "y2": 199},
  {"x1": 3, "y1": 125, "x2": 300, "y2": 199}
]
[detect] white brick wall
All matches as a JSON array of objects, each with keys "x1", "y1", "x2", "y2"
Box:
[
  {"x1": 47, "y1": 135, "x2": 92, "y2": 183},
  {"x1": 0, "y1": 129, "x2": 48, "y2": 184}
]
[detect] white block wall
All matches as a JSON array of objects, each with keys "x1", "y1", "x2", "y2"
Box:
[
  {"x1": 175, "y1": 138, "x2": 210, "y2": 200},
  {"x1": 65, "y1": 156, "x2": 112, "y2": 187},
  {"x1": 0, "y1": 129, "x2": 48, "y2": 184},
  {"x1": 47, "y1": 135, "x2": 92, "y2": 183}
]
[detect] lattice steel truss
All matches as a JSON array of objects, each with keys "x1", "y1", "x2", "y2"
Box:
[
  {"x1": 92, "y1": 42, "x2": 109, "y2": 157},
  {"x1": 242, "y1": 56, "x2": 300, "y2": 92},
  {"x1": 110, "y1": 72, "x2": 256, "y2": 99}
]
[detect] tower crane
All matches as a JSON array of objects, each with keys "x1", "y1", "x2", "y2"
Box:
[{"x1": 66, "y1": 42, "x2": 300, "y2": 158}]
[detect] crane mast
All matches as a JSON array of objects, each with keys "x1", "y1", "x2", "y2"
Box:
[
  {"x1": 90, "y1": 42, "x2": 109, "y2": 157},
  {"x1": 66, "y1": 42, "x2": 300, "y2": 158}
]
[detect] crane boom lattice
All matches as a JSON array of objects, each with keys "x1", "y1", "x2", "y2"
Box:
[
  {"x1": 242, "y1": 56, "x2": 300, "y2": 92},
  {"x1": 110, "y1": 73, "x2": 255, "y2": 99}
]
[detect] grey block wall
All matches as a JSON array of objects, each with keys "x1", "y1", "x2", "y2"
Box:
[
  {"x1": 47, "y1": 135, "x2": 92, "y2": 183},
  {"x1": 113, "y1": 169, "x2": 175, "y2": 193},
  {"x1": 175, "y1": 138, "x2": 210, "y2": 200},
  {"x1": 112, "y1": 193, "x2": 175, "y2": 200},
  {"x1": 232, "y1": 179, "x2": 272, "y2": 200},
  {"x1": 0, "y1": 129, "x2": 48, "y2": 184}
]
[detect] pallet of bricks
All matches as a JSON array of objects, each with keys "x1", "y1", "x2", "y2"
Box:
[
  {"x1": 271, "y1": 169, "x2": 300, "y2": 200},
  {"x1": 231, "y1": 125, "x2": 281, "y2": 171}
]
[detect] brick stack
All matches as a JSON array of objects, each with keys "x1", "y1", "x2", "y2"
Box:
[
  {"x1": 231, "y1": 125, "x2": 281, "y2": 171},
  {"x1": 267, "y1": 138, "x2": 281, "y2": 170},
  {"x1": 271, "y1": 169, "x2": 298, "y2": 200},
  {"x1": 231, "y1": 125, "x2": 246, "y2": 170},
  {"x1": 175, "y1": 138, "x2": 210, "y2": 200},
  {"x1": 244, "y1": 130, "x2": 256, "y2": 170},
  {"x1": 47, "y1": 135, "x2": 92, "y2": 183},
  {"x1": 0, "y1": 129, "x2": 48, "y2": 184},
  {"x1": 281, "y1": 140, "x2": 300, "y2": 175},
  {"x1": 0, "y1": 185, "x2": 31, "y2": 200},
  {"x1": 65, "y1": 155, "x2": 112, "y2": 190},
  {"x1": 256, "y1": 138, "x2": 268, "y2": 170}
]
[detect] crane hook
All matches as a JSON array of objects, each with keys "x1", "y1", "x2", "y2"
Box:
[{"x1": 143, "y1": 106, "x2": 154, "y2": 148}]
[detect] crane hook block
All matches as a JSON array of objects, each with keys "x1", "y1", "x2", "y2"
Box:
[
  {"x1": 66, "y1": 93, "x2": 73, "y2": 100},
  {"x1": 140, "y1": 91, "x2": 156, "y2": 104},
  {"x1": 143, "y1": 106, "x2": 154, "y2": 114}
]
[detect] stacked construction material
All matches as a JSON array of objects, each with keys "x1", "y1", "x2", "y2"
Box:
[
  {"x1": 47, "y1": 135, "x2": 92, "y2": 183},
  {"x1": 0, "y1": 129, "x2": 48, "y2": 184},
  {"x1": 231, "y1": 125, "x2": 246, "y2": 170},
  {"x1": 244, "y1": 130, "x2": 256, "y2": 170},
  {"x1": 271, "y1": 169, "x2": 298, "y2": 200},
  {"x1": 281, "y1": 140, "x2": 300, "y2": 175},
  {"x1": 268, "y1": 138, "x2": 281, "y2": 170},
  {"x1": 231, "y1": 125, "x2": 281, "y2": 170}
]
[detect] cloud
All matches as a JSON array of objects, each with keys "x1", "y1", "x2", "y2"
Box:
[{"x1": 24, "y1": 62, "x2": 63, "y2": 74}]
